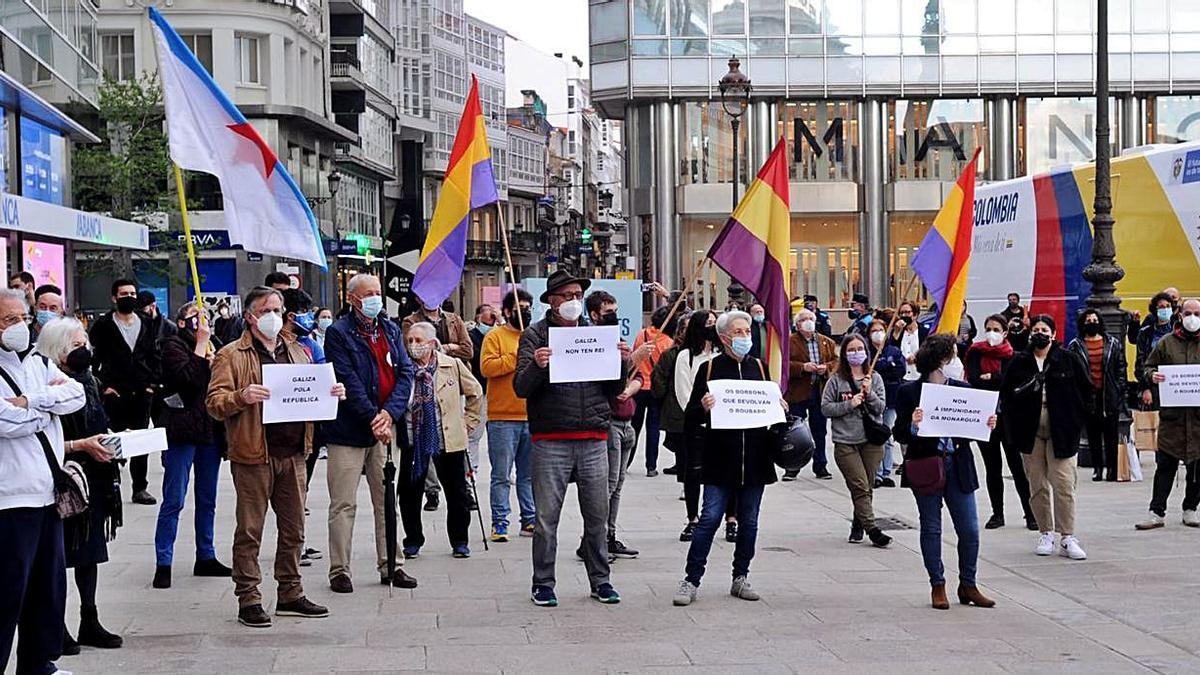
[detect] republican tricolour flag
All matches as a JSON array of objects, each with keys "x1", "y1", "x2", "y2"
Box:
[
  {"x1": 708, "y1": 137, "x2": 791, "y2": 388},
  {"x1": 148, "y1": 8, "x2": 326, "y2": 267},
  {"x1": 412, "y1": 75, "x2": 499, "y2": 307},
  {"x1": 911, "y1": 147, "x2": 982, "y2": 334}
]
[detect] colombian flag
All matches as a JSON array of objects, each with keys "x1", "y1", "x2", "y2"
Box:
[
  {"x1": 912, "y1": 147, "x2": 982, "y2": 335},
  {"x1": 708, "y1": 137, "x2": 791, "y2": 388},
  {"x1": 413, "y1": 75, "x2": 499, "y2": 307}
]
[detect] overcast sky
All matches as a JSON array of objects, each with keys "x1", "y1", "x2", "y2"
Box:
[{"x1": 463, "y1": 0, "x2": 590, "y2": 66}]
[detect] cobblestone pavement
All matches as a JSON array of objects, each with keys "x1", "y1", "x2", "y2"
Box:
[{"x1": 50, "y1": 441, "x2": 1200, "y2": 673}]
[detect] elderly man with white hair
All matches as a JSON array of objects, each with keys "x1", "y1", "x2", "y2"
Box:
[
  {"x1": 0, "y1": 289, "x2": 86, "y2": 674},
  {"x1": 397, "y1": 321, "x2": 483, "y2": 559},
  {"x1": 322, "y1": 273, "x2": 415, "y2": 594}
]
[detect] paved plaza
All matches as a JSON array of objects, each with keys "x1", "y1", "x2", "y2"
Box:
[{"x1": 55, "y1": 442, "x2": 1200, "y2": 674}]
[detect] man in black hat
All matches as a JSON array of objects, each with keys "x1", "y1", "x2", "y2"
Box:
[
  {"x1": 846, "y1": 293, "x2": 873, "y2": 339},
  {"x1": 514, "y1": 270, "x2": 631, "y2": 608},
  {"x1": 803, "y1": 295, "x2": 833, "y2": 338}
]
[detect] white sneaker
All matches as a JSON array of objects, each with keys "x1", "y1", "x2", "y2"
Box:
[
  {"x1": 1035, "y1": 531, "x2": 1056, "y2": 556},
  {"x1": 1135, "y1": 512, "x2": 1165, "y2": 530},
  {"x1": 1060, "y1": 535, "x2": 1087, "y2": 560},
  {"x1": 730, "y1": 576, "x2": 760, "y2": 601},
  {"x1": 1183, "y1": 510, "x2": 1200, "y2": 527},
  {"x1": 673, "y1": 579, "x2": 698, "y2": 606}
]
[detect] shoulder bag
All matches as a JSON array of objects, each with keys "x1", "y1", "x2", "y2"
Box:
[
  {"x1": 0, "y1": 359, "x2": 90, "y2": 519},
  {"x1": 854, "y1": 375, "x2": 892, "y2": 445}
]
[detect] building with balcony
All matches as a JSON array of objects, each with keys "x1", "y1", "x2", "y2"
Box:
[{"x1": 590, "y1": 0, "x2": 1200, "y2": 312}]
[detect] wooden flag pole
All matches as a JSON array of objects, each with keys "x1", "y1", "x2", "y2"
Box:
[
  {"x1": 172, "y1": 164, "x2": 206, "y2": 316},
  {"x1": 495, "y1": 204, "x2": 524, "y2": 332},
  {"x1": 659, "y1": 256, "x2": 709, "y2": 336},
  {"x1": 865, "y1": 274, "x2": 922, "y2": 377}
]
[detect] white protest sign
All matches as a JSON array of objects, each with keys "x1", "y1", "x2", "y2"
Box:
[
  {"x1": 1158, "y1": 365, "x2": 1200, "y2": 407},
  {"x1": 548, "y1": 325, "x2": 622, "y2": 384},
  {"x1": 261, "y1": 363, "x2": 338, "y2": 424},
  {"x1": 708, "y1": 379, "x2": 786, "y2": 430},
  {"x1": 917, "y1": 383, "x2": 999, "y2": 442},
  {"x1": 105, "y1": 427, "x2": 168, "y2": 460}
]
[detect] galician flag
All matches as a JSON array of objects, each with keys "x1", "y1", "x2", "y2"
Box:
[
  {"x1": 148, "y1": 7, "x2": 326, "y2": 267},
  {"x1": 707, "y1": 137, "x2": 792, "y2": 388},
  {"x1": 911, "y1": 147, "x2": 982, "y2": 334},
  {"x1": 412, "y1": 75, "x2": 499, "y2": 307}
]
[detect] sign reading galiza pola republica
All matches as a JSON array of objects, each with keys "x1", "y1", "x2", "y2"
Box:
[
  {"x1": 261, "y1": 363, "x2": 339, "y2": 424},
  {"x1": 707, "y1": 380, "x2": 786, "y2": 430},
  {"x1": 917, "y1": 383, "x2": 999, "y2": 442},
  {"x1": 1158, "y1": 365, "x2": 1200, "y2": 407},
  {"x1": 548, "y1": 326, "x2": 622, "y2": 384}
]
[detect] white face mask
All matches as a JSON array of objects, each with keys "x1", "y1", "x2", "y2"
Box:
[
  {"x1": 558, "y1": 299, "x2": 583, "y2": 322},
  {"x1": 2, "y1": 320, "x2": 29, "y2": 352},
  {"x1": 1183, "y1": 314, "x2": 1200, "y2": 333},
  {"x1": 255, "y1": 312, "x2": 283, "y2": 340},
  {"x1": 940, "y1": 358, "x2": 965, "y2": 381},
  {"x1": 407, "y1": 343, "x2": 432, "y2": 360},
  {"x1": 799, "y1": 319, "x2": 816, "y2": 333},
  {"x1": 870, "y1": 330, "x2": 886, "y2": 345},
  {"x1": 985, "y1": 330, "x2": 1005, "y2": 347}
]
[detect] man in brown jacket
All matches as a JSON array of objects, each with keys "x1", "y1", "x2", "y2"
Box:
[
  {"x1": 207, "y1": 286, "x2": 346, "y2": 628},
  {"x1": 787, "y1": 308, "x2": 839, "y2": 480},
  {"x1": 402, "y1": 301, "x2": 473, "y2": 510}
]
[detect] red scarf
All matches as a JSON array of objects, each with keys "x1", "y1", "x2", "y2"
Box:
[{"x1": 968, "y1": 340, "x2": 1013, "y2": 376}]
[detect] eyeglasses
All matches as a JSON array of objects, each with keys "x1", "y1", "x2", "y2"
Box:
[
  {"x1": 552, "y1": 291, "x2": 583, "y2": 301},
  {"x1": 0, "y1": 314, "x2": 28, "y2": 328}
]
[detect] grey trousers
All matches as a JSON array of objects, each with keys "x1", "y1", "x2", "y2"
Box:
[
  {"x1": 531, "y1": 438, "x2": 610, "y2": 590},
  {"x1": 608, "y1": 419, "x2": 635, "y2": 538}
]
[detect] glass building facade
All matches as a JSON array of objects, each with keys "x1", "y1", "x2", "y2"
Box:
[{"x1": 591, "y1": 0, "x2": 1200, "y2": 311}]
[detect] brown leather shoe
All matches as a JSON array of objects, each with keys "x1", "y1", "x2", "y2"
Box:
[
  {"x1": 381, "y1": 569, "x2": 419, "y2": 589},
  {"x1": 957, "y1": 584, "x2": 996, "y2": 608},
  {"x1": 931, "y1": 583, "x2": 950, "y2": 610},
  {"x1": 329, "y1": 574, "x2": 353, "y2": 594}
]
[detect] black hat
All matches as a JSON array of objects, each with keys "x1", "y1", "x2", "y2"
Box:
[
  {"x1": 803, "y1": 294, "x2": 818, "y2": 303},
  {"x1": 136, "y1": 290, "x2": 157, "y2": 309},
  {"x1": 540, "y1": 270, "x2": 591, "y2": 303},
  {"x1": 851, "y1": 293, "x2": 870, "y2": 306}
]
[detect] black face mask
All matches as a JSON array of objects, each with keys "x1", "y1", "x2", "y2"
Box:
[
  {"x1": 1030, "y1": 333, "x2": 1052, "y2": 349},
  {"x1": 115, "y1": 296, "x2": 137, "y2": 314},
  {"x1": 848, "y1": 308, "x2": 861, "y2": 320},
  {"x1": 1008, "y1": 300, "x2": 1020, "y2": 310},
  {"x1": 515, "y1": 309, "x2": 532, "y2": 328},
  {"x1": 704, "y1": 326, "x2": 719, "y2": 343},
  {"x1": 597, "y1": 311, "x2": 619, "y2": 327},
  {"x1": 66, "y1": 346, "x2": 92, "y2": 373},
  {"x1": 1082, "y1": 322, "x2": 1104, "y2": 337}
]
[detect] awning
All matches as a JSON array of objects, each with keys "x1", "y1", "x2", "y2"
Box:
[
  {"x1": 0, "y1": 193, "x2": 149, "y2": 250},
  {"x1": 0, "y1": 69, "x2": 99, "y2": 143}
]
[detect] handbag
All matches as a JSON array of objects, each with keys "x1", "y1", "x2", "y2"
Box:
[
  {"x1": 0, "y1": 358, "x2": 90, "y2": 518},
  {"x1": 861, "y1": 407, "x2": 892, "y2": 446},
  {"x1": 905, "y1": 454, "x2": 947, "y2": 497}
]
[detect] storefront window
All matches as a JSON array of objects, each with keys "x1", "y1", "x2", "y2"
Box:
[
  {"x1": 1020, "y1": 97, "x2": 1120, "y2": 176},
  {"x1": 678, "y1": 102, "x2": 748, "y2": 186},
  {"x1": 889, "y1": 99, "x2": 988, "y2": 181},
  {"x1": 19, "y1": 117, "x2": 66, "y2": 206},
  {"x1": 1152, "y1": 95, "x2": 1200, "y2": 143},
  {"x1": 890, "y1": 212, "x2": 935, "y2": 309},
  {"x1": 779, "y1": 101, "x2": 858, "y2": 182}
]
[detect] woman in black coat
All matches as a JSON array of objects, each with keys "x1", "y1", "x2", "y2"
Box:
[
  {"x1": 894, "y1": 334, "x2": 996, "y2": 610},
  {"x1": 1066, "y1": 309, "x2": 1128, "y2": 482},
  {"x1": 1000, "y1": 314, "x2": 1092, "y2": 561},
  {"x1": 38, "y1": 317, "x2": 124, "y2": 653}
]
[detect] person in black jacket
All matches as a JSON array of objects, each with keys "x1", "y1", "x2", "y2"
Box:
[
  {"x1": 1135, "y1": 292, "x2": 1176, "y2": 409},
  {"x1": 152, "y1": 302, "x2": 231, "y2": 590},
  {"x1": 894, "y1": 334, "x2": 997, "y2": 611},
  {"x1": 868, "y1": 317, "x2": 906, "y2": 488},
  {"x1": 1066, "y1": 309, "x2": 1127, "y2": 482},
  {"x1": 673, "y1": 310, "x2": 777, "y2": 607},
  {"x1": 1000, "y1": 315, "x2": 1091, "y2": 561},
  {"x1": 88, "y1": 279, "x2": 161, "y2": 506}
]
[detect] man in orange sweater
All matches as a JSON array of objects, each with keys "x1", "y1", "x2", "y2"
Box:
[{"x1": 480, "y1": 289, "x2": 536, "y2": 542}]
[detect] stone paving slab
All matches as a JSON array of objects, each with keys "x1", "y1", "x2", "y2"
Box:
[{"x1": 15, "y1": 443, "x2": 1196, "y2": 674}]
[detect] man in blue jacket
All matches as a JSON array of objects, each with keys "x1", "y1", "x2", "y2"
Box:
[{"x1": 323, "y1": 274, "x2": 416, "y2": 594}]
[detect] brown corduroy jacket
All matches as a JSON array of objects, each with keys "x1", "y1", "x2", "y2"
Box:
[{"x1": 786, "y1": 331, "x2": 839, "y2": 404}]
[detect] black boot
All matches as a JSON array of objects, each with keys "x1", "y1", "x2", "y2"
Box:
[
  {"x1": 77, "y1": 605, "x2": 123, "y2": 649},
  {"x1": 62, "y1": 627, "x2": 80, "y2": 656},
  {"x1": 152, "y1": 565, "x2": 171, "y2": 589}
]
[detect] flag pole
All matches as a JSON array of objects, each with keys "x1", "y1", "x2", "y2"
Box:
[
  {"x1": 495, "y1": 204, "x2": 524, "y2": 332},
  {"x1": 172, "y1": 163, "x2": 206, "y2": 315}
]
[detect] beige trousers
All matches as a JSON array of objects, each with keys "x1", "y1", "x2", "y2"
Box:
[
  {"x1": 326, "y1": 442, "x2": 392, "y2": 580},
  {"x1": 1022, "y1": 405, "x2": 1077, "y2": 535},
  {"x1": 834, "y1": 442, "x2": 884, "y2": 531}
]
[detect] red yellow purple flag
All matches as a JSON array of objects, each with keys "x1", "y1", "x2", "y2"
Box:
[{"x1": 708, "y1": 137, "x2": 791, "y2": 387}]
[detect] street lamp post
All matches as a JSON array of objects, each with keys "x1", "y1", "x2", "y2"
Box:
[
  {"x1": 1082, "y1": 0, "x2": 1126, "y2": 335},
  {"x1": 327, "y1": 169, "x2": 344, "y2": 308},
  {"x1": 719, "y1": 56, "x2": 751, "y2": 307}
]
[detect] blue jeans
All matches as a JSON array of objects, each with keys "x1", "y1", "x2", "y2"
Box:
[
  {"x1": 684, "y1": 484, "x2": 765, "y2": 587},
  {"x1": 914, "y1": 454, "x2": 980, "y2": 587},
  {"x1": 791, "y1": 389, "x2": 828, "y2": 473},
  {"x1": 155, "y1": 443, "x2": 221, "y2": 567},
  {"x1": 632, "y1": 390, "x2": 662, "y2": 471},
  {"x1": 877, "y1": 407, "x2": 898, "y2": 480},
  {"x1": 487, "y1": 421, "x2": 535, "y2": 528}
]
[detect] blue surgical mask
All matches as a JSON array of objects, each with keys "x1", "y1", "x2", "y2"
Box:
[
  {"x1": 293, "y1": 312, "x2": 315, "y2": 332},
  {"x1": 731, "y1": 336, "x2": 753, "y2": 358},
  {"x1": 360, "y1": 295, "x2": 384, "y2": 319},
  {"x1": 317, "y1": 317, "x2": 333, "y2": 331},
  {"x1": 35, "y1": 309, "x2": 58, "y2": 326},
  {"x1": 1157, "y1": 307, "x2": 1173, "y2": 323},
  {"x1": 478, "y1": 323, "x2": 493, "y2": 336},
  {"x1": 752, "y1": 313, "x2": 765, "y2": 323}
]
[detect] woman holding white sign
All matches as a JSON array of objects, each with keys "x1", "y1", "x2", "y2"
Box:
[
  {"x1": 821, "y1": 334, "x2": 891, "y2": 548},
  {"x1": 894, "y1": 333, "x2": 997, "y2": 611}
]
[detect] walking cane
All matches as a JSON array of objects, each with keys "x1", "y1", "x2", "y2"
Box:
[{"x1": 463, "y1": 448, "x2": 489, "y2": 551}]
